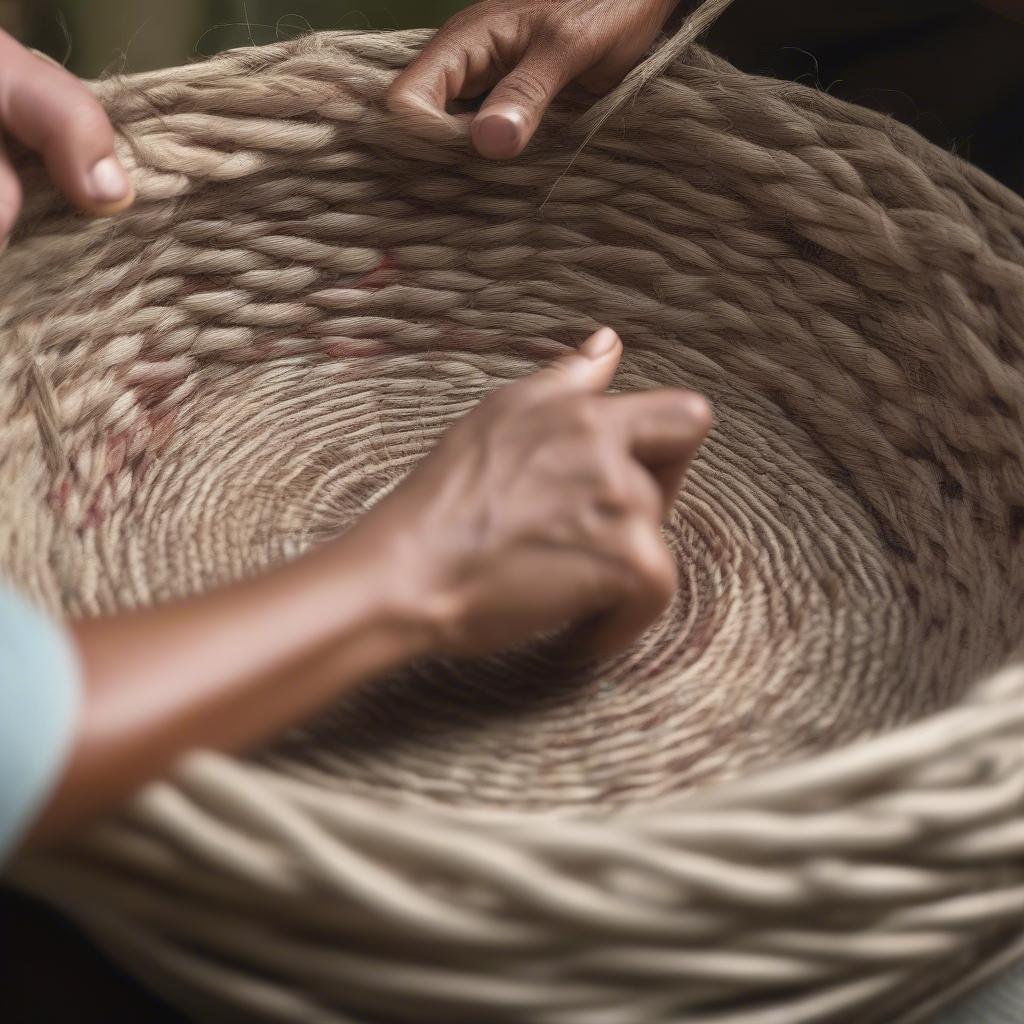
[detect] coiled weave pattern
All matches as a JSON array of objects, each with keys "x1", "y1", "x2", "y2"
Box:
[{"x1": 3, "y1": 16, "x2": 1024, "y2": 1024}]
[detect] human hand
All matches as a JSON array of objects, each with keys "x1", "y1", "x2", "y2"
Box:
[
  {"x1": 387, "y1": 0, "x2": 678, "y2": 159},
  {"x1": 356, "y1": 327, "x2": 711, "y2": 658},
  {"x1": 30, "y1": 328, "x2": 708, "y2": 845},
  {"x1": 0, "y1": 29, "x2": 134, "y2": 244}
]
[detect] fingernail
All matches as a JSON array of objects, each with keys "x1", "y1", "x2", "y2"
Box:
[
  {"x1": 87, "y1": 156, "x2": 131, "y2": 205},
  {"x1": 472, "y1": 105, "x2": 527, "y2": 158},
  {"x1": 581, "y1": 327, "x2": 620, "y2": 359}
]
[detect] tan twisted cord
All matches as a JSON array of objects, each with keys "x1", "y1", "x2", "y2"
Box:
[
  {"x1": 3, "y1": 7, "x2": 1024, "y2": 1021},
  {"x1": 577, "y1": 0, "x2": 737, "y2": 142}
]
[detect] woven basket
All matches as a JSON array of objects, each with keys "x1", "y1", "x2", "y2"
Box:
[{"x1": 4, "y1": 17, "x2": 1024, "y2": 1024}]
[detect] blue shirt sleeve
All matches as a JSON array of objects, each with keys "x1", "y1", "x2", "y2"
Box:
[
  {"x1": 0, "y1": 585, "x2": 81, "y2": 862},
  {"x1": 0, "y1": 583, "x2": 1020, "y2": 1017}
]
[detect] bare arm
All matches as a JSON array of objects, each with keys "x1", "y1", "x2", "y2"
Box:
[
  {"x1": 30, "y1": 526, "x2": 430, "y2": 845},
  {"x1": 26, "y1": 329, "x2": 711, "y2": 850}
]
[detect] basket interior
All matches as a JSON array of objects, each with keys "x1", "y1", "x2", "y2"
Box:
[{"x1": 2, "y1": 35, "x2": 1024, "y2": 817}]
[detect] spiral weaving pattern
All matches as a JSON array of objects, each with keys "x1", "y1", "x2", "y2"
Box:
[{"x1": 3, "y1": 18, "x2": 1024, "y2": 1023}]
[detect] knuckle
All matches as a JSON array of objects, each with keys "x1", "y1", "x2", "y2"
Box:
[
  {"x1": 442, "y1": 0, "x2": 501, "y2": 31},
  {"x1": 566, "y1": 396, "x2": 603, "y2": 436},
  {"x1": 626, "y1": 530, "x2": 677, "y2": 598},
  {"x1": 630, "y1": 470, "x2": 664, "y2": 519},
  {"x1": 596, "y1": 463, "x2": 632, "y2": 513},
  {"x1": 536, "y1": 15, "x2": 592, "y2": 57},
  {"x1": 595, "y1": 460, "x2": 660, "y2": 520},
  {"x1": 503, "y1": 68, "x2": 552, "y2": 110},
  {"x1": 666, "y1": 388, "x2": 714, "y2": 432},
  {"x1": 484, "y1": 383, "x2": 526, "y2": 418},
  {"x1": 445, "y1": 6, "x2": 484, "y2": 33}
]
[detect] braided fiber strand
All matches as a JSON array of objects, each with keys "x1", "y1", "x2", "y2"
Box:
[{"x1": 2, "y1": 12, "x2": 1024, "y2": 1022}]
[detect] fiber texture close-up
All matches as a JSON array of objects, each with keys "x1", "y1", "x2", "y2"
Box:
[{"x1": 2, "y1": 1, "x2": 1024, "y2": 1022}]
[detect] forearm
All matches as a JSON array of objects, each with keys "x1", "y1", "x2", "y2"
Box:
[
  {"x1": 27, "y1": 527, "x2": 430, "y2": 847},
  {"x1": 22, "y1": 326, "x2": 707, "y2": 849}
]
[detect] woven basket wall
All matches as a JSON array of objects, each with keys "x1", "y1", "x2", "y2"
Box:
[{"x1": 3, "y1": 23, "x2": 1024, "y2": 1024}]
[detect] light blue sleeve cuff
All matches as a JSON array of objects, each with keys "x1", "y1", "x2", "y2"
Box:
[
  {"x1": 0, "y1": 585, "x2": 81, "y2": 863},
  {"x1": 2, "y1": 582, "x2": 1021, "y2": 1019}
]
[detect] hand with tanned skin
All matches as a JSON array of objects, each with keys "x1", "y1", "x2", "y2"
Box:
[
  {"x1": 27, "y1": 329, "x2": 712, "y2": 849},
  {"x1": 0, "y1": 28, "x2": 134, "y2": 244},
  {"x1": 10, "y1": 0, "x2": 1021, "y2": 854},
  {"x1": 0, "y1": 21, "x2": 711, "y2": 855},
  {"x1": 387, "y1": 0, "x2": 681, "y2": 159},
  {"x1": 387, "y1": 0, "x2": 1024, "y2": 160}
]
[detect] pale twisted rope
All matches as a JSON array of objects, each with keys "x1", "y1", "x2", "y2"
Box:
[{"x1": 3, "y1": 8, "x2": 1024, "y2": 1022}]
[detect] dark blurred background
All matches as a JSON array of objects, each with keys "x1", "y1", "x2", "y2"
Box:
[
  {"x1": 1, "y1": 1, "x2": 1023, "y2": 1022},
  {"x1": 1, "y1": 0, "x2": 1022, "y2": 190},
  {"x1": 0, "y1": 0, "x2": 466, "y2": 75}
]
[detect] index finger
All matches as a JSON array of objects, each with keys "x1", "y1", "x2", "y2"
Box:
[
  {"x1": 611, "y1": 389, "x2": 713, "y2": 506},
  {"x1": 386, "y1": 30, "x2": 479, "y2": 141},
  {"x1": 512, "y1": 327, "x2": 623, "y2": 404}
]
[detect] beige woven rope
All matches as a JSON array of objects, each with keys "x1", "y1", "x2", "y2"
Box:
[{"x1": 4, "y1": 7, "x2": 1024, "y2": 1021}]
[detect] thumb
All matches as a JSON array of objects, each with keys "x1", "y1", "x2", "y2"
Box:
[
  {"x1": 471, "y1": 42, "x2": 577, "y2": 159},
  {"x1": 521, "y1": 327, "x2": 623, "y2": 401},
  {"x1": 0, "y1": 40, "x2": 133, "y2": 216}
]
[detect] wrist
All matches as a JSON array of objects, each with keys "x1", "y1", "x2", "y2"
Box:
[{"x1": 312, "y1": 519, "x2": 450, "y2": 665}]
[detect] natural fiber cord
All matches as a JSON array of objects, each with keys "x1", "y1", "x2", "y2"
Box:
[{"x1": 3, "y1": 5, "x2": 1024, "y2": 1021}]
